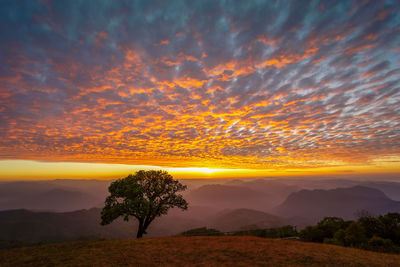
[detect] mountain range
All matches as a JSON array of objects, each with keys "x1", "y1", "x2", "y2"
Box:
[
  {"x1": 273, "y1": 185, "x2": 400, "y2": 223},
  {"x1": 1, "y1": 178, "x2": 400, "y2": 248}
]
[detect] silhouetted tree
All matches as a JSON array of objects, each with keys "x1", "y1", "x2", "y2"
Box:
[{"x1": 100, "y1": 170, "x2": 188, "y2": 238}]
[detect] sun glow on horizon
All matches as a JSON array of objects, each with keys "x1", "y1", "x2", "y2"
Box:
[
  {"x1": 0, "y1": 160, "x2": 260, "y2": 180},
  {"x1": 170, "y1": 167, "x2": 218, "y2": 174},
  {"x1": 0, "y1": 159, "x2": 399, "y2": 181}
]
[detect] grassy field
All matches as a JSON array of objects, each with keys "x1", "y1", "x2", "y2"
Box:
[{"x1": 1, "y1": 236, "x2": 400, "y2": 267}]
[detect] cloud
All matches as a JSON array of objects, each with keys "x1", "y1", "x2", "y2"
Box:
[{"x1": 0, "y1": 0, "x2": 399, "y2": 169}]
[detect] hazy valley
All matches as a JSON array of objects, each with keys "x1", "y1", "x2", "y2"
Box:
[{"x1": 1, "y1": 177, "x2": 400, "y2": 248}]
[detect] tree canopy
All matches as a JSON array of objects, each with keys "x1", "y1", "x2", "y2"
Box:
[
  {"x1": 300, "y1": 213, "x2": 400, "y2": 253},
  {"x1": 100, "y1": 170, "x2": 188, "y2": 238}
]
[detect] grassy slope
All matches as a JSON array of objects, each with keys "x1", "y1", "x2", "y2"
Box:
[{"x1": 1, "y1": 236, "x2": 400, "y2": 267}]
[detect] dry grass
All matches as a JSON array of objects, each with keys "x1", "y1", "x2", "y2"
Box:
[{"x1": 1, "y1": 236, "x2": 400, "y2": 267}]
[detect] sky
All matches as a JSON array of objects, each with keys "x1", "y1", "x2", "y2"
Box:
[{"x1": 0, "y1": 0, "x2": 399, "y2": 180}]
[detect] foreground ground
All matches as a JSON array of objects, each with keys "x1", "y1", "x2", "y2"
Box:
[{"x1": 1, "y1": 236, "x2": 400, "y2": 267}]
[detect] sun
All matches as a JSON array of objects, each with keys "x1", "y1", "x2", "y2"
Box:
[{"x1": 175, "y1": 167, "x2": 217, "y2": 174}]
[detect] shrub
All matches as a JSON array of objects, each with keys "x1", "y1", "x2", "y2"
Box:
[
  {"x1": 181, "y1": 227, "x2": 224, "y2": 236},
  {"x1": 344, "y1": 222, "x2": 367, "y2": 247},
  {"x1": 299, "y1": 226, "x2": 326, "y2": 242},
  {"x1": 364, "y1": 236, "x2": 399, "y2": 253},
  {"x1": 233, "y1": 226, "x2": 297, "y2": 238},
  {"x1": 332, "y1": 229, "x2": 345, "y2": 246}
]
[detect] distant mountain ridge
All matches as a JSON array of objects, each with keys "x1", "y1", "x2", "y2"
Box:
[
  {"x1": 273, "y1": 185, "x2": 400, "y2": 222},
  {"x1": 0, "y1": 207, "x2": 289, "y2": 248},
  {"x1": 2, "y1": 179, "x2": 400, "y2": 213},
  {"x1": 1, "y1": 179, "x2": 400, "y2": 248},
  {"x1": 0, "y1": 208, "x2": 203, "y2": 247},
  {"x1": 0, "y1": 181, "x2": 107, "y2": 212},
  {"x1": 186, "y1": 184, "x2": 270, "y2": 210},
  {"x1": 186, "y1": 181, "x2": 300, "y2": 211}
]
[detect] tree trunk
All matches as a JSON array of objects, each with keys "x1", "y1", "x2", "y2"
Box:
[
  {"x1": 136, "y1": 229, "x2": 143, "y2": 238},
  {"x1": 137, "y1": 220, "x2": 144, "y2": 238},
  {"x1": 137, "y1": 217, "x2": 153, "y2": 238}
]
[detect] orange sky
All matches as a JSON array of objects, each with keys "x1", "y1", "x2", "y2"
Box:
[
  {"x1": 0, "y1": 159, "x2": 399, "y2": 180},
  {"x1": 0, "y1": 1, "x2": 399, "y2": 180}
]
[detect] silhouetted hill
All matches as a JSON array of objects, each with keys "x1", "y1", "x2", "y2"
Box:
[
  {"x1": 226, "y1": 179, "x2": 301, "y2": 209},
  {"x1": 209, "y1": 208, "x2": 283, "y2": 232},
  {"x1": 2, "y1": 179, "x2": 399, "y2": 214},
  {"x1": 362, "y1": 181, "x2": 400, "y2": 201},
  {"x1": 0, "y1": 181, "x2": 107, "y2": 212},
  {"x1": 280, "y1": 178, "x2": 362, "y2": 190},
  {"x1": 0, "y1": 208, "x2": 135, "y2": 245},
  {"x1": 273, "y1": 186, "x2": 400, "y2": 222},
  {"x1": 0, "y1": 208, "x2": 204, "y2": 248},
  {"x1": 0, "y1": 206, "x2": 291, "y2": 248},
  {"x1": 167, "y1": 205, "x2": 221, "y2": 221},
  {"x1": 186, "y1": 184, "x2": 271, "y2": 211},
  {"x1": 238, "y1": 179, "x2": 301, "y2": 194},
  {"x1": 275, "y1": 179, "x2": 400, "y2": 201}
]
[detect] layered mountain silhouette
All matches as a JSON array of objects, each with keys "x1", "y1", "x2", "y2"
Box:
[
  {"x1": 0, "y1": 207, "x2": 286, "y2": 248},
  {"x1": 186, "y1": 184, "x2": 269, "y2": 210},
  {"x1": 0, "y1": 208, "x2": 204, "y2": 248},
  {"x1": 0, "y1": 181, "x2": 110, "y2": 212},
  {"x1": 2, "y1": 179, "x2": 400, "y2": 249},
  {"x1": 0, "y1": 182, "x2": 102, "y2": 211},
  {"x1": 273, "y1": 186, "x2": 400, "y2": 222},
  {"x1": 362, "y1": 181, "x2": 400, "y2": 201},
  {"x1": 186, "y1": 181, "x2": 300, "y2": 211}
]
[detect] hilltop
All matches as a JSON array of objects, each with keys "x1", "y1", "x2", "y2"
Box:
[
  {"x1": 1, "y1": 236, "x2": 400, "y2": 267},
  {"x1": 274, "y1": 186, "x2": 400, "y2": 222}
]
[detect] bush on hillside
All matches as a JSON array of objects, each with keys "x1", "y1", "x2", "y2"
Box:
[
  {"x1": 301, "y1": 213, "x2": 400, "y2": 253},
  {"x1": 365, "y1": 236, "x2": 399, "y2": 253},
  {"x1": 233, "y1": 225, "x2": 297, "y2": 238},
  {"x1": 181, "y1": 227, "x2": 224, "y2": 236}
]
